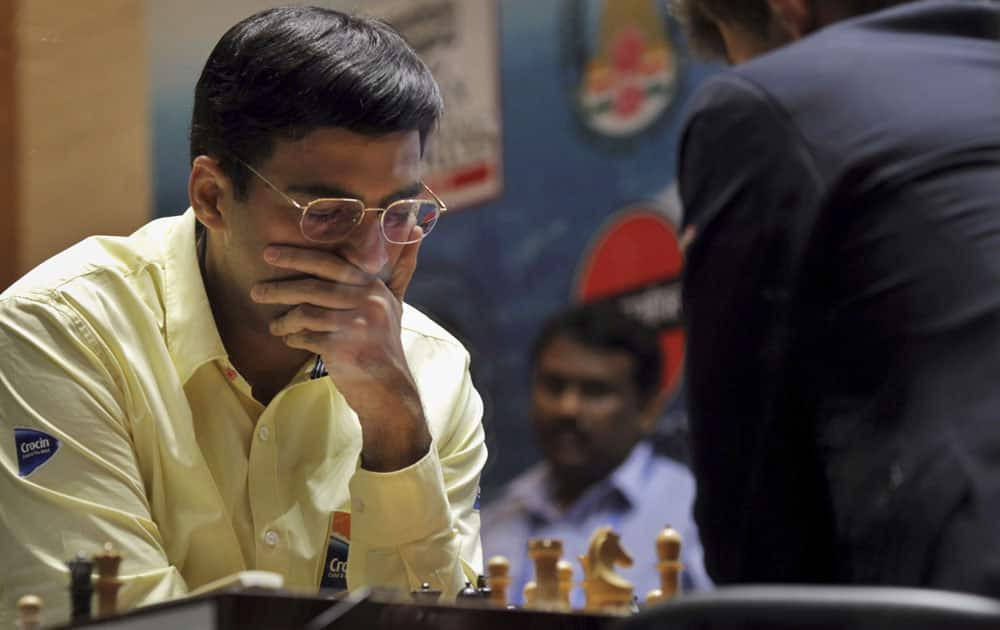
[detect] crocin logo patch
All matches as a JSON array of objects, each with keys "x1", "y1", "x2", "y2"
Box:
[{"x1": 15, "y1": 427, "x2": 60, "y2": 477}]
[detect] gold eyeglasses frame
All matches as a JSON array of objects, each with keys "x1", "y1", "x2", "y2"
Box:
[{"x1": 235, "y1": 157, "x2": 447, "y2": 245}]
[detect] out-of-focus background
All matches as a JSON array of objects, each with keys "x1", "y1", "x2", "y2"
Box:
[{"x1": 0, "y1": 0, "x2": 719, "y2": 496}]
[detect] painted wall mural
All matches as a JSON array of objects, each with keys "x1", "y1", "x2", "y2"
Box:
[{"x1": 371, "y1": 0, "x2": 504, "y2": 209}]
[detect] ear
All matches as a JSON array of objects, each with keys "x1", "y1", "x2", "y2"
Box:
[
  {"x1": 189, "y1": 155, "x2": 230, "y2": 232},
  {"x1": 637, "y1": 388, "x2": 667, "y2": 436},
  {"x1": 767, "y1": 0, "x2": 813, "y2": 40}
]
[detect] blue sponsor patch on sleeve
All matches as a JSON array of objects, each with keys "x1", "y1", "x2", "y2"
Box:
[{"x1": 15, "y1": 427, "x2": 59, "y2": 477}]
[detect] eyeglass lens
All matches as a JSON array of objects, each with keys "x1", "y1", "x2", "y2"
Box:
[{"x1": 300, "y1": 199, "x2": 440, "y2": 244}]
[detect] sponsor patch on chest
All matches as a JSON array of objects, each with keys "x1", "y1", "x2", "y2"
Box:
[{"x1": 14, "y1": 427, "x2": 59, "y2": 477}]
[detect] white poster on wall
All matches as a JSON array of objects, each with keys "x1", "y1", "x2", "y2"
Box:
[{"x1": 367, "y1": 0, "x2": 503, "y2": 210}]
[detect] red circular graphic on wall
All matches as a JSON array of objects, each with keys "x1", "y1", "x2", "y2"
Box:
[{"x1": 574, "y1": 207, "x2": 684, "y2": 397}]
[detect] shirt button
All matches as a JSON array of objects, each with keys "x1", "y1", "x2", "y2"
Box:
[
  {"x1": 263, "y1": 529, "x2": 279, "y2": 547},
  {"x1": 258, "y1": 426, "x2": 270, "y2": 441}
]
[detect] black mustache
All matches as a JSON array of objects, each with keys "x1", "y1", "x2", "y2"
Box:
[{"x1": 540, "y1": 417, "x2": 588, "y2": 441}]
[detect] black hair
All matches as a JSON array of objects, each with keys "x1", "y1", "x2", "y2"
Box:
[
  {"x1": 189, "y1": 5, "x2": 444, "y2": 199},
  {"x1": 531, "y1": 303, "x2": 663, "y2": 406},
  {"x1": 669, "y1": 0, "x2": 917, "y2": 60}
]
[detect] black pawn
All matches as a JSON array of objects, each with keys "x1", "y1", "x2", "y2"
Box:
[
  {"x1": 630, "y1": 594, "x2": 641, "y2": 615},
  {"x1": 456, "y1": 580, "x2": 479, "y2": 605},
  {"x1": 410, "y1": 582, "x2": 442, "y2": 605},
  {"x1": 475, "y1": 575, "x2": 492, "y2": 600},
  {"x1": 67, "y1": 552, "x2": 93, "y2": 622}
]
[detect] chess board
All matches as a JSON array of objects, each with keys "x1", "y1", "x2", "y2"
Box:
[
  {"x1": 55, "y1": 587, "x2": 618, "y2": 630},
  {"x1": 22, "y1": 527, "x2": 684, "y2": 628}
]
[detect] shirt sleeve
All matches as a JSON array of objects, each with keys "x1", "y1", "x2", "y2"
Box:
[
  {"x1": 678, "y1": 73, "x2": 835, "y2": 583},
  {"x1": 345, "y1": 338, "x2": 486, "y2": 599},
  {"x1": 0, "y1": 293, "x2": 188, "y2": 627}
]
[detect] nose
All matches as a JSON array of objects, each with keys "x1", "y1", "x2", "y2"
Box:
[
  {"x1": 340, "y1": 212, "x2": 388, "y2": 275},
  {"x1": 554, "y1": 386, "x2": 583, "y2": 417}
]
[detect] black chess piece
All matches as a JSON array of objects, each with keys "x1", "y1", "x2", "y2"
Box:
[
  {"x1": 475, "y1": 575, "x2": 492, "y2": 601},
  {"x1": 67, "y1": 552, "x2": 93, "y2": 622},
  {"x1": 456, "y1": 580, "x2": 479, "y2": 605},
  {"x1": 410, "y1": 582, "x2": 442, "y2": 605}
]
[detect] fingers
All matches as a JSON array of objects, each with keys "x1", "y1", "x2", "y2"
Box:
[
  {"x1": 278, "y1": 309, "x2": 390, "y2": 362},
  {"x1": 282, "y1": 329, "x2": 329, "y2": 353},
  {"x1": 268, "y1": 298, "x2": 393, "y2": 337},
  {"x1": 251, "y1": 277, "x2": 366, "y2": 308},
  {"x1": 268, "y1": 305, "x2": 340, "y2": 337},
  {"x1": 257, "y1": 238, "x2": 412, "y2": 351},
  {"x1": 263, "y1": 245, "x2": 371, "y2": 285}
]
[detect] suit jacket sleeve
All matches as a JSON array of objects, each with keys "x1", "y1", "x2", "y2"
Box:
[{"x1": 678, "y1": 73, "x2": 838, "y2": 583}]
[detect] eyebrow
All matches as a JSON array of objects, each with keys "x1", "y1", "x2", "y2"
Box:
[{"x1": 285, "y1": 181, "x2": 425, "y2": 207}]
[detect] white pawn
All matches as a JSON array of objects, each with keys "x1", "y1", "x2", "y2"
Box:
[
  {"x1": 646, "y1": 525, "x2": 683, "y2": 606},
  {"x1": 17, "y1": 595, "x2": 43, "y2": 630}
]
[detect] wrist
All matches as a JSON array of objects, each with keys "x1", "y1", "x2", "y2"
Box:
[
  {"x1": 357, "y1": 394, "x2": 431, "y2": 472},
  {"x1": 360, "y1": 425, "x2": 431, "y2": 472}
]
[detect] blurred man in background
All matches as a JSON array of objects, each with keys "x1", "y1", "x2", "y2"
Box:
[
  {"x1": 673, "y1": 0, "x2": 1000, "y2": 592},
  {"x1": 483, "y1": 304, "x2": 710, "y2": 607}
]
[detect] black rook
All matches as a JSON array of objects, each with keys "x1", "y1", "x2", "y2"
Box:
[{"x1": 67, "y1": 553, "x2": 93, "y2": 622}]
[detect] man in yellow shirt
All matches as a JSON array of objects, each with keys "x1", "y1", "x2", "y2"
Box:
[{"x1": 0, "y1": 6, "x2": 486, "y2": 626}]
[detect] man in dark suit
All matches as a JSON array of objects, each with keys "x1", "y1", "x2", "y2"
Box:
[{"x1": 674, "y1": 0, "x2": 1000, "y2": 593}]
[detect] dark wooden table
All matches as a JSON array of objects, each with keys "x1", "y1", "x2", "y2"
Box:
[{"x1": 61, "y1": 587, "x2": 622, "y2": 630}]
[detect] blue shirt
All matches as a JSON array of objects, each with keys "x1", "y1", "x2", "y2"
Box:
[{"x1": 481, "y1": 442, "x2": 711, "y2": 608}]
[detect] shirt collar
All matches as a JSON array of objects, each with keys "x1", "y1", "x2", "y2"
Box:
[
  {"x1": 607, "y1": 440, "x2": 654, "y2": 510},
  {"x1": 163, "y1": 208, "x2": 228, "y2": 384},
  {"x1": 507, "y1": 463, "x2": 560, "y2": 523}
]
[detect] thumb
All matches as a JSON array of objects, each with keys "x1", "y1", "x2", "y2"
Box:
[{"x1": 388, "y1": 231, "x2": 422, "y2": 302}]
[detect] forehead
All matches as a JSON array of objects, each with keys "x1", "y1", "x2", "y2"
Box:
[
  {"x1": 536, "y1": 336, "x2": 636, "y2": 383},
  {"x1": 263, "y1": 127, "x2": 422, "y2": 187}
]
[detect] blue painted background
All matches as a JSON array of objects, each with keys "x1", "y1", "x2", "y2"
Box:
[{"x1": 149, "y1": 0, "x2": 719, "y2": 494}]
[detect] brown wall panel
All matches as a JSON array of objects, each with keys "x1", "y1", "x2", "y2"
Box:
[
  {"x1": 17, "y1": 1, "x2": 148, "y2": 275},
  {"x1": 0, "y1": 0, "x2": 18, "y2": 289}
]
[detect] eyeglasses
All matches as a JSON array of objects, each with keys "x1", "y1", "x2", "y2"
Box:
[{"x1": 236, "y1": 158, "x2": 447, "y2": 245}]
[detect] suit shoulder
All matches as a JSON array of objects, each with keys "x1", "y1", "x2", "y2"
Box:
[{"x1": 683, "y1": 72, "x2": 772, "y2": 120}]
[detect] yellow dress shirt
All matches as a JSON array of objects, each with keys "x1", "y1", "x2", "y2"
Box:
[{"x1": 0, "y1": 209, "x2": 487, "y2": 627}]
